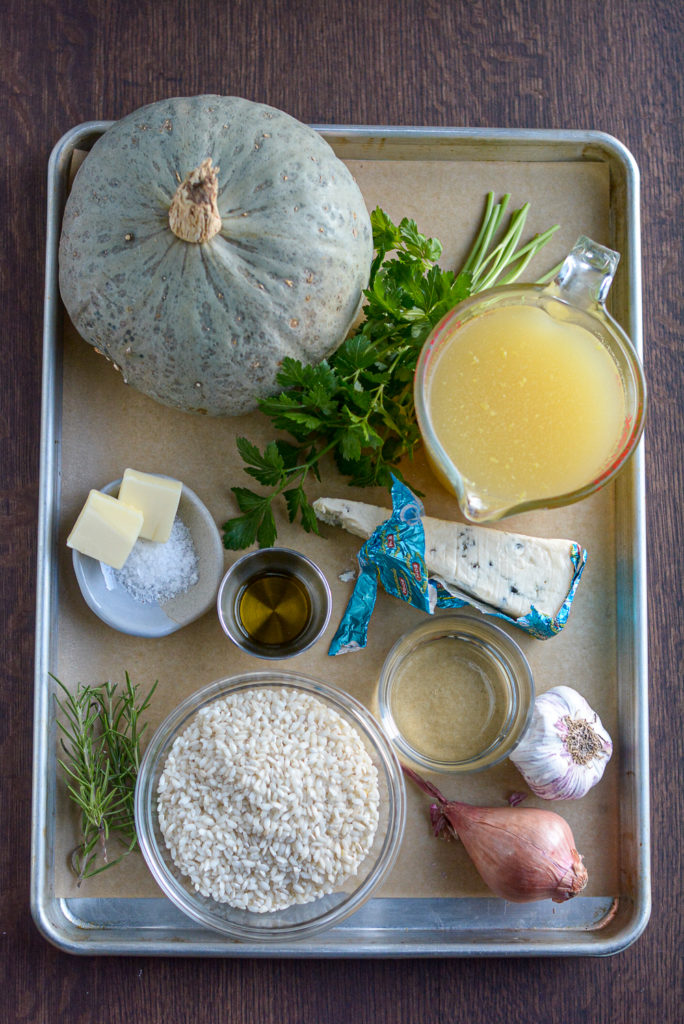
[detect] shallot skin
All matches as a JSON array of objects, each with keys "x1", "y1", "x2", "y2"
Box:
[
  {"x1": 404, "y1": 767, "x2": 588, "y2": 904},
  {"x1": 441, "y1": 801, "x2": 588, "y2": 904}
]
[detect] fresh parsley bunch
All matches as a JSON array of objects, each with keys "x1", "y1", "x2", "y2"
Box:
[{"x1": 223, "y1": 195, "x2": 559, "y2": 550}]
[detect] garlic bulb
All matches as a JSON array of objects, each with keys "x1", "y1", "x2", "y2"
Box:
[{"x1": 510, "y1": 685, "x2": 612, "y2": 800}]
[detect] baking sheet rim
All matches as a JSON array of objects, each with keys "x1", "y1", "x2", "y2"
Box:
[{"x1": 31, "y1": 121, "x2": 650, "y2": 957}]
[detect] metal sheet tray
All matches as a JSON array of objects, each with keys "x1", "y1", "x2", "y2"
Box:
[{"x1": 32, "y1": 123, "x2": 650, "y2": 957}]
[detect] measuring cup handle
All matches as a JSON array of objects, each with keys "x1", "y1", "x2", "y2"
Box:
[{"x1": 553, "y1": 235, "x2": 620, "y2": 308}]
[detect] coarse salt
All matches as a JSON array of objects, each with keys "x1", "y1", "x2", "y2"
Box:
[{"x1": 102, "y1": 517, "x2": 199, "y2": 604}]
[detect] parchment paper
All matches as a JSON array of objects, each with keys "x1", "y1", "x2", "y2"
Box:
[{"x1": 54, "y1": 155, "x2": 619, "y2": 901}]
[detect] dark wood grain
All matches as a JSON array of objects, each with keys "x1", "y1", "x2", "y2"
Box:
[{"x1": 1, "y1": 0, "x2": 682, "y2": 1021}]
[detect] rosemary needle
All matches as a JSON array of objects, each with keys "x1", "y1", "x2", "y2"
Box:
[{"x1": 52, "y1": 672, "x2": 157, "y2": 883}]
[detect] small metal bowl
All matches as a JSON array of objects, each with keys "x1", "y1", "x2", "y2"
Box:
[
  {"x1": 217, "y1": 547, "x2": 332, "y2": 659},
  {"x1": 377, "y1": 611, "x2": 534, "y2": 774}
]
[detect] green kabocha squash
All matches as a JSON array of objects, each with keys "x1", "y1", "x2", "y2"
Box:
[{"x1": 58, "y1": 96, "x2": 373, "y2": 415}]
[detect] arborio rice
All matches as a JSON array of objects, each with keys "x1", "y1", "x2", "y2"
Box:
[{"x1": 157, "y1": 687, "x2": 380, "y2": 912}]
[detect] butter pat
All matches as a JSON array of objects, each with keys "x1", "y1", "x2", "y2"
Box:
[
  {"x1": 67, "y1": 490, "x2": 143, "y2": 570},
  {"x1": 118, "y1": 469, "x2": 182, "y2": 542}
]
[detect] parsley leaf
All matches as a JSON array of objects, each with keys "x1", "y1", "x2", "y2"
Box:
[{"x1": 222, "y1": 197, "x2": 558, "y2": 549}]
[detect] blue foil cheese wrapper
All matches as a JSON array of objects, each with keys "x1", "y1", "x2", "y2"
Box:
[{"x1": 326, "y1": 478, "x2": 587, "y2": 654}]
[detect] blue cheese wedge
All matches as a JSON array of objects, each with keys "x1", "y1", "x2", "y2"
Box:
[{"x1": 313, "y1": 496, "x2": 581, "y2": 621}]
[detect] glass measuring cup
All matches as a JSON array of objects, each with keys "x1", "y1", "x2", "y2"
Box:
[{"x1": 414, "y1": 236, "x2": 646, "y2": 522}]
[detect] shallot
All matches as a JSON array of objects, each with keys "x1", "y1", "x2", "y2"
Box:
[{"x1": 404, "y1": 766, "x2": 588, "y2": 903}]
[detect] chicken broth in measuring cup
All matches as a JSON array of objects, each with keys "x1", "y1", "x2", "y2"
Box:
[
  {"x1": 426, "y1": 303, "x2": 627, "y2": 505},
  {"x1": 414, "y1": 236, "x2": 646, "y2": 522}
]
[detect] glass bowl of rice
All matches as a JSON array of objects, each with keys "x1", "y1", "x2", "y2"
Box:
[{"x1": 134, "y1": 672, "x2": 406, "y2": 942}]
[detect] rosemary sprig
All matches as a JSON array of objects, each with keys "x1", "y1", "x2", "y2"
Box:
[{"x1": 53, "y1": 672, "x2": 157, "y2": 883}]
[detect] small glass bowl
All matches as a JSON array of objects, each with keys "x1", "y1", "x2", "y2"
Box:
[
  {"x1": 134, "y1": 672, "x2": 406, "y2": 942},
  {"x1": 377, "y1": 612, "x2": 534, "y2": 774}
]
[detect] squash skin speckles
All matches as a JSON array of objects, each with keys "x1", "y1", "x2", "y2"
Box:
[{"x1": 58, "y1": 95, "x2": 373, "y2": 416}]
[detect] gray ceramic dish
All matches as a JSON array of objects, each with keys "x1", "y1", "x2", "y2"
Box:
[{"x1": 71, "y1": 478, "x2": 225, "y2": 637}]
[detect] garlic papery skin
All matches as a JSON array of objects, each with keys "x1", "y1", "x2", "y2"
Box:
[{"x1": 509, "y1": 685, "x2": 613, "y2": 800}]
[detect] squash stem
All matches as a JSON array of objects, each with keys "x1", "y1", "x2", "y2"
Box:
[{"x1": 168, "y1": 158, "x2": 222, "y2": 244}]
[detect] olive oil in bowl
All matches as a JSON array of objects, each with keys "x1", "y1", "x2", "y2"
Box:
[
  {"x1": 217, "y1": 548, "x2": 332, "y2": 658},
  {"x1": 237, "y1": 571, "x2": 312, "y2": 647}
]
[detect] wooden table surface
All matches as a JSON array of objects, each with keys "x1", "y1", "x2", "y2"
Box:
[{"x1": 2, "y1": 1, "x2": 681, "y2": 1020}]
